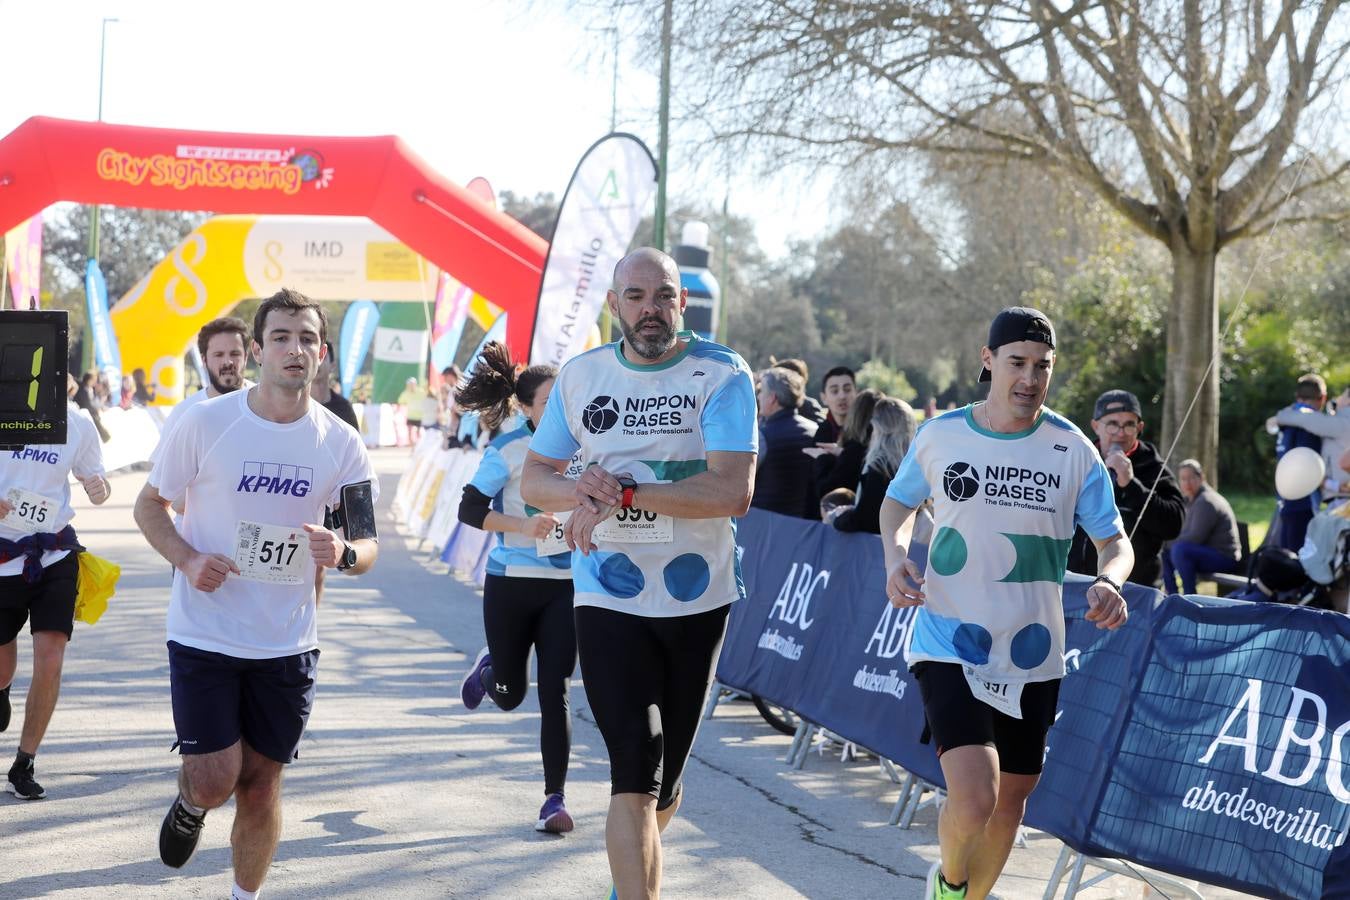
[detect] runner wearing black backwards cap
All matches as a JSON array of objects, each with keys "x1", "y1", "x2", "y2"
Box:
[{"x1": 880, "y1": 306, "x2": 1134, "y2": 900}]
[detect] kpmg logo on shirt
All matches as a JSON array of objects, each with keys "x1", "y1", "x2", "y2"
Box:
[
  {"x1": 236, "y1": 461, "x2": 313, "y2": 497},
  {"x1": 582, "y1": 396, "x2": 621, "y2": 434},
  {"x1": 943, "y1": 462, "x2": 980, "y2": 501},
  {"x1": 10, "y1": 447, "x2": 61, "y2": 465}
]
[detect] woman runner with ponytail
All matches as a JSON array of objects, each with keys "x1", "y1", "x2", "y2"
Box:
[{"x1": 455, "y1": 342, "x2": 578, "y2": 834}]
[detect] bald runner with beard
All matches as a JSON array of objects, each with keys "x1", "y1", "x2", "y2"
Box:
[{"x1": 522, "y1": 248, "x2": 758, "y2": 899}]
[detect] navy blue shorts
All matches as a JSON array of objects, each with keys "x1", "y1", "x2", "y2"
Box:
[
  {"x1": 0, "y1": 551, "x2": 79, "y2": 643},
  {"x1": 167, "y1": 641, "x2": 319, "y2": 764}
]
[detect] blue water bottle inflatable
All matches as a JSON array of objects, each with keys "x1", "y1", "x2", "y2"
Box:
[{"x1": 673, "y1": 221, "x2": 721, "y2": 342}]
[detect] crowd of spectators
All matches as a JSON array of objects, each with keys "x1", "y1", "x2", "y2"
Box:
[{"x1": 749, "y1": 360, "x2": 917, "y2": 535}]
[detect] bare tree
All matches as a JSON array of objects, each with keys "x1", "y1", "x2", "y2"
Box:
[{"x1": 645, "y1": 0, "x2": 1350, "y2": 477}]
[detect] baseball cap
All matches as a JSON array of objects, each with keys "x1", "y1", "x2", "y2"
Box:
[
  {"x1": 978, "y1": 307, "x2": 1056, "y2": 383},
  {"x1": 1094, "y1": 389, "x2": 1143, "y2": 420}
]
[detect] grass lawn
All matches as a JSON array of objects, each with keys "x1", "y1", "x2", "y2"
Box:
[{"x1": 1225, "y1": 490, "x2": 1277, "y2": 550}]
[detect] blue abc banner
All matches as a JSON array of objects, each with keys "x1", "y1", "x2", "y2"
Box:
[
  {"x1": 720, "y1": 509, "x2": 942, "y2": 785},
  {"x1": 722, "y1": 509, "x2": 1350, "y2": 898},
  {"x1": 1032, "y1": 597, "x2": 1350, "y2": 898}
]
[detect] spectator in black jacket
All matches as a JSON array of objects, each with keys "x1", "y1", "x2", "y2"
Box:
[
  {"x1": 815, "y1": 388, "x2": 880, "y2": 502},
  {"x1": 828, "y1": 397, "x2": 916, "y2": 534},
  {"x1": 771, "y1": 357, "x2": 826, "y2": 425},
  {"x1": 310, "y1": 341, "x2": 361, "y2": 433},
  {"x1": 813, "y1": 366, "x2": 857, "y2": 445},
  {"x1": 1068, "y1": 390, "x2": 1186, "y2": 587},
  {"x1": 752, "y1": 366, "x2": 819, "y2": 518}
]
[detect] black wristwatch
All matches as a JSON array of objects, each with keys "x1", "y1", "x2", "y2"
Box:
[
  {"x1": 1093, "y1": 573, "x2": 1122, "y2": 594},
  {"x1": 336, "y1": 541, "x2": 358, "y2": 571}
]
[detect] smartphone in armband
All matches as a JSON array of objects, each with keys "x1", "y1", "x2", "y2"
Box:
[{"x1": 338, "y1": 480, "x2": 377, "y2": 542}]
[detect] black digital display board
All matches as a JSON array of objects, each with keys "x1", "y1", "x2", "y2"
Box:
[{"x1": 0, "y1": 310, "x2": 68, "y2": 446}]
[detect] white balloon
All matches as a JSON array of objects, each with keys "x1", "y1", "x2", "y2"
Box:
[{"x1": 1275, "y1": 447, "x2": 1326, "y2": 500}]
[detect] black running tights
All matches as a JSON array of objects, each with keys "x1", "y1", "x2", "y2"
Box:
[{"x1": 480, "y1": 573, "x2": 577, "y2": 797}]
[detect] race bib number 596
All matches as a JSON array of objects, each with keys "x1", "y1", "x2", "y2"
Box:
[
  {"x1": 234, "y1": 520, "x2": 309, "y2": 584},
  {"x1": 594, "y1": 506, "x2": 673, "y2": 543}
]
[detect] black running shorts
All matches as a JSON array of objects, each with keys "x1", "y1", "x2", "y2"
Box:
[
  {"x1": 167, "y1": 640, "x2": 319, "y2": 764},
  {"x1": 0, "y1": 552, "x2": 79, "y2": 643},
  {"x1": 575, "y1": 604, "x2": 730, "y2": 809},
  {"x1": 912, "y1": 661, "x2": 1061, "y2": 776}
]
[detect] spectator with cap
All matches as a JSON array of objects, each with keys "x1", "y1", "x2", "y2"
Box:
[
  {"x1": 752, "y1": 366, "x2": 819, "y2": 519},
  {"x1": 1163, "y1": 459, "x2": 1242, "y2": 594},
  {"x1": 1068, "y1": 389, "x2": 1185, "y2": 588}
]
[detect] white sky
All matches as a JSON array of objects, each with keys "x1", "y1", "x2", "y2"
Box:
[{"x1": 0, "y1": 0, "x2": 835, "y2": 257}]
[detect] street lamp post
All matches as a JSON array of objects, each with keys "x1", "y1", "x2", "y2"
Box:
[
  {"x1": 88, "y1": 17, "x2": 118, "y2": 263},
  {"x1": 653, "y1": 0, "x2": 672, "y2": 251}
]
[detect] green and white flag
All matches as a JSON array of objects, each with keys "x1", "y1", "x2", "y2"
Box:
[
  {"x1": 528, "y1": 133, "x2": 658, "y2": 367},
  {"x1": 372, "y1": 303, "x2": 428, "y2": 402}
]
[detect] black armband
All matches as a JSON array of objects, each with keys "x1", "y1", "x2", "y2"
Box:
[
  {"x1": 459, "y1": 484, "x2": 492, "y2": 530},
  {"x1": 335, "y1": 480, "x2": 378, "y2": 541}
]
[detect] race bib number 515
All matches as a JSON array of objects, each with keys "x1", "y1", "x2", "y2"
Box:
[
  {"x1": 3, "y1": 488, "x2": 58, "y2": 535},
  {"x1": 234, "y1": 520, "x2": 309, "y2": 584}
]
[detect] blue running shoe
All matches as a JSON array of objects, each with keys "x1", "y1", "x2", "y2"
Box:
[
  {"x1": 460, "y1": 647, "x2": 492, "y2": 710},
  {"x1": 536, "y1": 792, "x2": 574, "y2": 833}
]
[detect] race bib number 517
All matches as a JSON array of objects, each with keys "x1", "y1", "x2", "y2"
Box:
[{"x1": 234, "y1": 520, "x2": 309, "y2": 584}]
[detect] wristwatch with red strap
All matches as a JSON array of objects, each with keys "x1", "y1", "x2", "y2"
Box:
[{"x1": 618, "y1": 476, "x2": 638, "y2": 510}]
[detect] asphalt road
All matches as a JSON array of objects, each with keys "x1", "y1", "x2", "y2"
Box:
[{"x1": 0, "y1": 449, "x2": 1253, "y2": 899}]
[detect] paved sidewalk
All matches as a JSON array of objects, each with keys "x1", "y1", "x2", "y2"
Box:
[{"x1": 0, "y1": 449, "x2": 1252, "y2": 899}]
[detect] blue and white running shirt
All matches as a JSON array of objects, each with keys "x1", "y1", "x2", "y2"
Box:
[
  {"x1": 469, "y1": 423, "x2": 573, "y2": 580},
  {"x1": 530, "y1": 334, "x2": 758, "y2": 617},
  {"x1": 886, "y1": 405, "x2": 1123, "y2": 684}
]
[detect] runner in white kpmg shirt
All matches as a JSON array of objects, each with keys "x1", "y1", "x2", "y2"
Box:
[
  {"x1": 133, "y1": 288, "x2": 378, "y2": 900},
  {"x1": 0, "y1": 395, "x2": 109, "y2": 800},
  {"x1": 521, "y1": 248, "x2": 758, "y2": 900},
  {"x1": 880, "y1": 307, "x2": 1133, "y2": 900}
]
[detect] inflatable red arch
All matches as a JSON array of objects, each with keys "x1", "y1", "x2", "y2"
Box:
[{"x1": 0, "y1": 117, "x2": 546, "y2": 354}]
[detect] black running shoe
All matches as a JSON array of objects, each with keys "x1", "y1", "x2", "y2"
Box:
[
  {"x1": 6, "y1": 758, "x2": 45, "y2": 800},
  {"x1": 159, "y1": 795, "x2": 206, "y2": 867},
  {"x1": 0, "y1": 685, "x2": 10, "y2": 733}
]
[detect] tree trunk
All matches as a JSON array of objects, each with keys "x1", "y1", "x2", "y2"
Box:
[{"x1": 1161, "y1": 237, "x2": 1220, "y2": 486}]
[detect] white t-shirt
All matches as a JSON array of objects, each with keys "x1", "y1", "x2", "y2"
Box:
[
  {"x1": 150, "y1": 383, "x2": 254, "y2": 467},
  {"x1": 530, "y1": 334, "x2": 759, "y2": 617},
  {"x1": 0, "y1": 402, "x2": 105, "y2": 576},
  {"x1": 886, "y1": 405, "x2": 1123, "y2": 684},
  {"x1": 149, "y1": 389, "x2": 378, "y2": 659}
]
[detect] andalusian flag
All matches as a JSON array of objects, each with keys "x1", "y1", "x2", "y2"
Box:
[{"x1": 371, "y1": 303, "x2": 428, "y2": 403}]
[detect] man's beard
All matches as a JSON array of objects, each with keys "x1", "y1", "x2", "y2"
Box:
[
  {"x1": 619, "y1": 315, "x2": 676, "y2": 361},
  {"x1": 208, "y1": 366, "x2": 242, "y2": 394}
]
